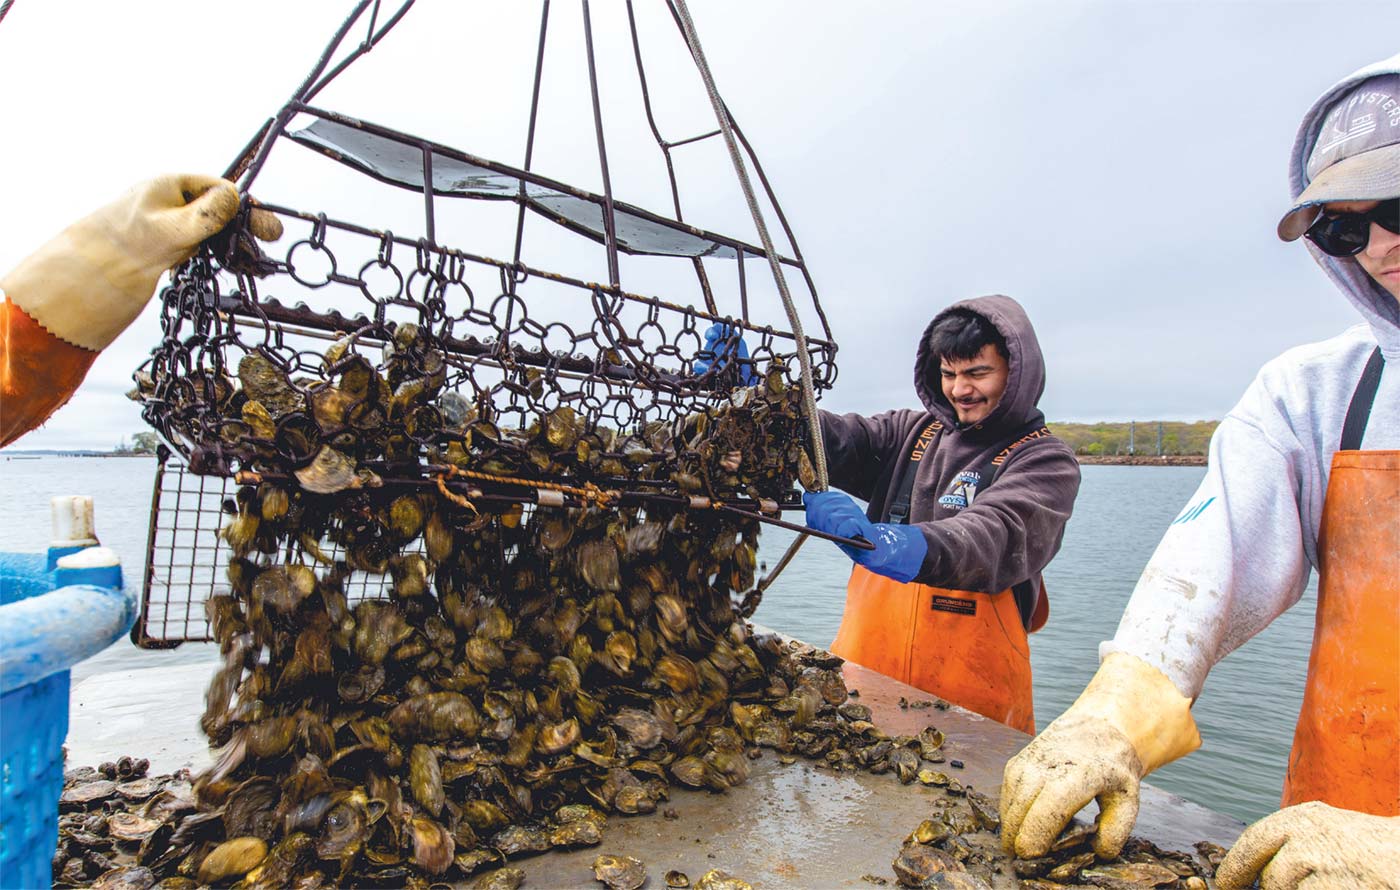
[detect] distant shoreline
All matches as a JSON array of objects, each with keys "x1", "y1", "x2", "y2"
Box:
[
  {"x1": 7, "y1": 451, "x2": 1210, "y2": 466},
  {"x1": 3, "y1": 451, "x2": 154, "y2": 459},
  {"x1": 1077, "y1": 454, "x2": 1206, "y2": 466}
]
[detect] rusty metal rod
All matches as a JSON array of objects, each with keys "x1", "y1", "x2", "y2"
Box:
[
  {"x1": 580, "y1": 0, "x2": 620, "y2": 289},
  {"x1": 713, "y1": 503, "x2": 874, "y2": 551},
  {"x1": 754, "y1": 532, "x2": 809, "y2": 595},
  {"x1": 230, "y1": 468, "x2": 872, "y2": 551}
]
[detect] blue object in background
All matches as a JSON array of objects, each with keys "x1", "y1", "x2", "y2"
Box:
[
  {"x1": 693, "y1": 322, "x2": 759, "y2": 385},
  {"x1": 0, "y1": 531, "x2": 134, "y2": 890}
]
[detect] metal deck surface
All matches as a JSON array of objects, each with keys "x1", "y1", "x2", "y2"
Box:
[
  {"x1": 67, "y1": 653, "x2": 1244, "y2": 888},
  {"x1": 461, "y1": 659, "x2": 1243, "y2": 888}
]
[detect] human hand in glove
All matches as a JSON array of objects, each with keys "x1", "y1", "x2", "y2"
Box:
[
  {"x1": 802, "y1": 490, "x2": 927, "y2": 583},
  {"x1": 1215, "y1": 801, "x2": 1400, "y2": 890},
  {"x1": 1, "y1": 175, "x2": 282, "y2": 447},
  {"x1": 999, "y1": 652, "x2": 1201, "y2": 859},
  {"x1": 692, "y1": 322, "x2": 758, "y2": 385},
  {"x1": 2, "y1": 174, "x2": 282, "y2": 353}
]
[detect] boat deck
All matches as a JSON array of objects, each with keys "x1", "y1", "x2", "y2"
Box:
[{"x1": 67, "y1": 651, "x2": 1241, "y2": 888}]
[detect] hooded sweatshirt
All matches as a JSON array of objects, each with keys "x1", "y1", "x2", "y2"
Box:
[
  {"x1": 819, "y1": 294, "x2": 1082, "y2": 593},
  {"x1": 1102, "y1": 54, "x2": 1400, "y2": 700}
]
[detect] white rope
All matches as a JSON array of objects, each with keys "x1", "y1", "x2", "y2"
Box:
[{"x1": 670, "y1": 0, "x2": 830, "y2": 493}]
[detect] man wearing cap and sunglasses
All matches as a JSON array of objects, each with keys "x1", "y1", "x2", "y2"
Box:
[{"x1": 998, "y1": 56, "x2": 1400, "y2": 888}]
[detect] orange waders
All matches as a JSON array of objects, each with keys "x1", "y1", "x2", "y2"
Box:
[
  {"x1": 828, "y1": 419, "x2": 1048, "y2": 735},
  {"x1": 0, "y1": 297, "x2": 98, "y2": 447},
  {"x1": 831, "y1": 566, "x2": 1039, "y2": 734},
  {"x1": 1282, "y1": 347, "x2": 1399, "y2": 814}
]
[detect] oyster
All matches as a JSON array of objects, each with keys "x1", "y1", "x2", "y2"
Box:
[
  {"x1": 694, "y1": 870, "x2": 754, "y2": 890},
  {"x1": 1081, "y1": 862, "x2": 1180, "y2": 886},
  {"x1": 90, "y1": 867, "x2": 157, "y2": 890},
  {"x1": 592, "y1": 854, "x2": 647, "y2": 890},
  {"x1": 549, "y1": 819, "x2": 603, "y2": 848},
  {"x1": 472, "y1": 867, "x2": 526, "y2": 890},
  {"x1": 491, "y1": 824, "x2": 551, "y2": 857},
  {"x1": 196, "y1": 837, "x2": 268, "y2": 884},
  {"x1": 408, "y1": 744, "x2": 445, "y2": 815},
  {"x1": 892, "y1": 845, "x2": 963, "y2": 887},
  {"x1": 408, "y1": 816, "x2": 454, "y2": 874}
]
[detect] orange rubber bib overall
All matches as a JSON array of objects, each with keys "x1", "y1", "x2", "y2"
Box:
[
  {"x1": 828, "y1": 420, "x2": 1047, "y2": 735},
  {"x1": 1282, "y1": 348, "x2": 1399, "y2": 814},
  {"x1": 1, "y1": 297, "x2": 98, "y2": 447},
  {"x1": 831, "y1": 566, "x2": 1037, "y2": 734}
]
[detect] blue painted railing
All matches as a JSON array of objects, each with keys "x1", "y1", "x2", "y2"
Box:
[{"x1": 0, "y1": 542, "x2": 135, "y2": 890}]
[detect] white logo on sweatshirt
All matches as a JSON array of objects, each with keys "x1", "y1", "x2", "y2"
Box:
[{"x1": 938, "y1": 470, "x2": 982, "y2": 511}]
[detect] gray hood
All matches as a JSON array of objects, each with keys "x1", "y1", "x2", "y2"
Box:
[
  {"x1": 914, "y1": 294, "x2": 1048, "y2": 437},
  {"x1": 1288, "y1": 52, "x2": 1400, "y2": 354}
]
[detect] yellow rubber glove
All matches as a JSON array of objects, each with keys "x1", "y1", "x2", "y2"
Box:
[
  {"x1": 1216, "y1": 802, "x2": 1400, "y2": 890},
  {"x1": 1, "y1": 174, "x2": 281, "y2": 352},
  {"x1": 999, "y1": 652, "x2": 1201, "y2": 859}
]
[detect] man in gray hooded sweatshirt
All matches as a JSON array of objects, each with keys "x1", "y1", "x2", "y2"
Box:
[
  {"x1": 802, "y1": 294, "x2": 1082, "y2": 735},
  {"x1": 1000, "y1": 56, "x2": 1400, "y2": 888}
]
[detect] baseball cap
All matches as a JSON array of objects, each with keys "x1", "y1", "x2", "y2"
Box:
[{"x1": 1278, "y1": 73, "x2": 1400, "y2": 241}]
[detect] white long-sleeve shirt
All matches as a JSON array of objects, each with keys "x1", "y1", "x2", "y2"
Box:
[{"x1": 1102, "y1": 54, "x2": 1400, "y2": 700}]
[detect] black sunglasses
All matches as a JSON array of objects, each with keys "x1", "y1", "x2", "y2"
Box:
[{"x1": 1304, "y1": 197, "x2": 1400, "y2": 257}]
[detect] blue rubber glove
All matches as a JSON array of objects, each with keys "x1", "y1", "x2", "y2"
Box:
[
  {"x1": 693, "y1": 322, "x2": 758, "y2": 385},
  {"x1": 803, "y1": 491, "x2": 928, "y2": 583}
]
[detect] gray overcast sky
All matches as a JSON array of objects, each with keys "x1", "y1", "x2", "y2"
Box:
[{"x1": 1, "y1": 1, "x2": 1397, "y2": 450}]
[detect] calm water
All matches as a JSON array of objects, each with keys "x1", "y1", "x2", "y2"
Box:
[{"x1": 0, "y1": 457, "x2": 1316, "y2": 824}]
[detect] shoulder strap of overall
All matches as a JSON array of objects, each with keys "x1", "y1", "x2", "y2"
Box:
[
  {"x1": 977, "y1": 423, "x2": 1053, "y2": 632},
  {"x1": 884, "y1": 419, "x2": 942, "y2": 525},
  {"x1": 1339, "y1": 346, "x2": 1384, "y2": 452}
]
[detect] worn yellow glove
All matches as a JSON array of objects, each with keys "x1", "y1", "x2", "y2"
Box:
[
  {"x1": 1, "y1": 174, "x2": 281, "y2": 352},
  {"x1": 999, "y1": 652, "x2": 1201, "y2": 859},
  {"x1": 1216, "y1": 801, "x2": 1400, "y2": 890}
]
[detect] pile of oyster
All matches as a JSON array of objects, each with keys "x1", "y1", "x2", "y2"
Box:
[
  {"x1": 91, "y1": 327, "x2": 948, "y2": 887},
  {"x1": 881, "y1": 799, "x2": 1222, "y2": 890}
]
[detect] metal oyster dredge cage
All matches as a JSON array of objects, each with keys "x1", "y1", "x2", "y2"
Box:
[{"x1": 132, "y1": 0, "x2": 844, "y2": 647}]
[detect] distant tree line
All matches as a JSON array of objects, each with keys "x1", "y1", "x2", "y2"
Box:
[
  {"x1": 112, "y1": 432, "x2": 160, "y2": 454},
  {"x1": 1046, "y1": 421, "x2": 1219, "y2": 456}
]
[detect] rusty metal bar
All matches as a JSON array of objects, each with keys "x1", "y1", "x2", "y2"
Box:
[
  {"x1": 509, "y1": 0, "x2": 553, "y2": 295},
  {"x1": 624, "y1": 0, "x2": 677, "y2": 208},
  {"x1": 753, "y1": 533, "x2": 809, "y2": 596},
  {"x1": 302, "y1": 0, "x2": 416, "y2": 105},
  {"x1": 726, "y1": 118, "x2": 836, "y2": 345},
  {"x1": 737, "y1": 248, "x2": 749, "y2": 322},
  {"x1": 228, "y1": 467, "x2": 871, "y2": 551},
  {"x1": 288, "y1": 103, "x2": 801, "y2": 266},
  {"x1": 667, "y1": 0, "x2": 830, "y2": 493},
  {"x1": 666, "y1": 128, "x2": 723, "y2": 149},
  {"x1": 623, "y1": 0, "x2": 718, "y2": 315},
  {"x1": 714, "y1": 503, "x2": 873, "y2": 551},
  {"x1": 581, "y1": 0, "x2": 621, "y2": 288},
  {"x1": 222, "y1": 118, "x2": 276, "y2": 184},
  {"x1": 238, "y1": 202, "x2": 834, "y2": 352},
  {"x1": 133, "y1": 448, "x2": 183, "y2": 649},
  {"x1": 235, "y1": 0, "x2": 377, "y2": 191},
  {"x1": 421, "y1": 142, "x2": 435, "y2": 244}
]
